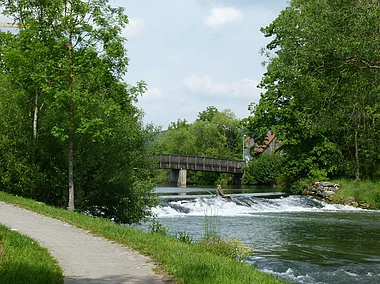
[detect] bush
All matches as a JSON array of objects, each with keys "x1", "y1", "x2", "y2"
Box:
[
  {"x1": 290, "y1": 169, "x2": 329, "y2": 194},
  {"x1": 242, "y1": 152, "x2": 283, "y2": 185},
  {"x1": 148, "y1": 218, "x2": 170, "y2": 236}
]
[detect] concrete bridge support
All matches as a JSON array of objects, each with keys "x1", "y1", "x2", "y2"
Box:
[
  {"x1": 170, "y1": 169, "x2": 187, "y2": 187},
  {"x1": 231, "y1": 173, "x2": 243, "y2": 185}
]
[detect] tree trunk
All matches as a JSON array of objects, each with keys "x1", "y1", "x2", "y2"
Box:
[
  {"x1": 67, "y1": 25, "x2": 75, "y2": 211},
  {"x1": 68, "y1": 121, "x2": 75, "y2": 211},
  {"x1": 355, "y1": 119, "x2": 360, "y2": 180},
  {"x1": 33, "y1": 91, "x2": 38, "y2": 140}
]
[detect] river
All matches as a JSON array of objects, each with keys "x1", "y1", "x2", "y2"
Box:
[{"x1": 150, "y1": 185, "x2": 380, "y2": 284}]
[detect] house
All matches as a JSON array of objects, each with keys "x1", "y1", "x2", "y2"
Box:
[{"x1": 243, "y1": 132, "x2": 278, "y2": 160}]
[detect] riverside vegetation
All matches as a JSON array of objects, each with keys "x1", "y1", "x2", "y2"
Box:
[
  {"x1": 0, "y1": 192, "x2": 286, "y2": 284},
  {"x1": 2, "y1": 0, "x2": 380, "y2": 226},
  {"x1": 0, "y1": 0, "x2": 158, "y2": 224},
  {"x1": 328, "y1": 180, "x2": 380, "y2": 209},
  {"x1": 0, "y1": 224, "x2": 63, "y2": 284},
  {"x1": 1, "y1": 0, "x2": 379, "y2": 282}
]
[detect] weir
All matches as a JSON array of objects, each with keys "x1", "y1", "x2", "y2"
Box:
[{"x1": 159, "y1": 192, "x2": 290, "y2": 201}]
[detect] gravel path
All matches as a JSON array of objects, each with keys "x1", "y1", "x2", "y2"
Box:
[{"x1": 0, "y1": 202, "x2": 165, "y2": 284}]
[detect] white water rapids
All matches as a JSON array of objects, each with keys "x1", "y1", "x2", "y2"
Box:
[
  {"x1": 147, "y1": 191, "x2": 380, "y2": 284},
  {"x1": 153, "y1": 195, "x2": 362, "y2": 217}
]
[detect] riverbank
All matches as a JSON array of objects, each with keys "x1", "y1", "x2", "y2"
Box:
[
  {"x1": 0, "y1": 191, "x2": 286, "y2": 284},
  {"x1": 303, "y1": 179, "x2": 380, "y2": 210}
]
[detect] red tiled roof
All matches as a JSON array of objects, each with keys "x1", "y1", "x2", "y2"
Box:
[{"x1": 255, "y1": 133, "x2": 276, "y2": 154}]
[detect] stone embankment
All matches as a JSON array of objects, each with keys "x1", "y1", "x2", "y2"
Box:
[{"x1": 302, "y1": 181, "x2": 371, "y2": 209}]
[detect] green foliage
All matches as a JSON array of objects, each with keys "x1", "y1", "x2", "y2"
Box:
[
  {"x1": 203, "y1": 213, "x2": 221, "y2": 240},
  {"x1": 174, "y1": 231, "x2": 194, "y2": 244},
  {"x1": 290, "y1": 168, "x2": 330, "y2": 194},
  {"x1": 247, "y1": 0, "x2": 380, "y2": 184},
  {"x1": 329, "y1": 179, "x2": 380, "y2": 209},
  {"x1": 199, "y1": 236, "x2": 253, "y2": 263},
  {"x1": 148, "y1": 218, "x2": 170, "y2": 236},
  {"x1": 242, "y1": 152, "x2": 283, "y2": 186},
  {"x1": 149, "y1": 219, "x2": 193, "y2": 243},
  {"x1": 0, "y1": 225, "x2": 63, "y2": 284},
  {"x1": 0, "y1": 0, "x2": 157, "y2": 223},
  {"x1": 153, "y1": 106, "x2": 244, "y2": 185},
  {"x1": 152, "y1": 120, "x2": 196, "y2": 155},
  {"x1": 188, "y1": 171, "x2": 225, "y2": 186},
  {"x1": 215, "y1": 174, "x2": 232, "y2": 186},
  {"x1": 197, "y1": 106, "x2": 220, "y2": 122},
  {"x1": 153, "y1": 107, "x2": 242, "y2": 160}
]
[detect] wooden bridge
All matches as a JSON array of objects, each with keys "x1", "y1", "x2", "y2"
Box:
[{"x1": 157, "y1": 154, "x2": 246, "y2": 186}]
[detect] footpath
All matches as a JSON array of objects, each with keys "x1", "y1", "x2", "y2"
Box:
[{"x1": 0, "y1": 202, "x2": 165, "y2": 284}]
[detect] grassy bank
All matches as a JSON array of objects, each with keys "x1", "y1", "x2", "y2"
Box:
[
  {"x1": 0, "y1": 224, "x2": 63, "y2": 284},
  {"x1": 329, "y1": 179, "x2": 380, "y2": 209},
  {"x1": 0, "y1": 192, "x2": 286, "y2": 284}
]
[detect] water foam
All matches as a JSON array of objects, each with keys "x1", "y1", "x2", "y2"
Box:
[
  {"x1": 261, "y1": 267, "x2": 316, "y2": 284},
  {"x1": 153, "y1": 195, "x2": 362, "y2": 217}
]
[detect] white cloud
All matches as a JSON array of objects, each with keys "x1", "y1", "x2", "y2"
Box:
[
  {"x1": 183, "y1": 75, "x2": 260, "y2": 100},
  {"x1": 122, "y1": 18, "x2": 145, "y2": 38},
  {"x1": 204, "y1": 7, "x2": 244, "y2": 29}
]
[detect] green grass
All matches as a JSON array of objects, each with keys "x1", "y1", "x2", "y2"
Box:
[
  {"x1": 0, "y1": 224, "x2": 63, "y2": 284},
  {"x1": 0, "y1": 191, "x2": 287, "y2": 284},
  {"x1": 330, "y1": 179, "x2": 380, "y2": 209}
]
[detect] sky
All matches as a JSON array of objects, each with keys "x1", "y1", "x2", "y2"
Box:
[
  {"x1": 2, "y1": 1, "x2": 289, "y2": 129},
  {"x1": 114, "y1": 0, "x2": 289, "y2": 129}
]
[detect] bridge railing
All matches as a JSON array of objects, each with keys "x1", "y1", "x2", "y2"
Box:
[{"x1": 157, "y1": 154, "x2": 246, "y2": 174}]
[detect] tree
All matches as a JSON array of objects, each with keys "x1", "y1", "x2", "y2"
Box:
[
  {"x1": 153, "y1": 120, "x2": 196, "y2": 155},
  {"x1": 242, "y1": 152, "x2": 283, "y2": 186},
  {"x1": 152, "y1": 107, "x2": 243, "y2": 185},
  {"x1": 0, "y1": 0, "x2": 157, "y2": 223},
  {"x1": 211, "y1": 109, "x2": 241, "y2": 159},
  {"x1": 197, "y1": 106, "x2": 219, "y2": 122},
  {"x1": 247, "y1": 0, "x2": 380, "y2": 185}
]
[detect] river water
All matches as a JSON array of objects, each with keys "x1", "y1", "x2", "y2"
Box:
[{"x1": 150, "y1": 186, "x2": 380, "y2": 284}]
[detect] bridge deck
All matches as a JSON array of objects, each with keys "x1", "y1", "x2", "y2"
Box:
[{"x1": 157, "y1": 154, "x2": 246, "y2": 174}]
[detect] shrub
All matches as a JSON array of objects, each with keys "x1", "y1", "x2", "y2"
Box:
[
  {"x1": 242, "y1": 152, "x2": 283, "y2": 185},
  {"x1": 290, "y1": 169, "x2": 329, "y2": 194},
  {"x1": 148, "y1": 218, "x2": 170, "y2": 236}
]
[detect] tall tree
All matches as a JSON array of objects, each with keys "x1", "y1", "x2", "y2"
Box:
[
  {"x1": 247, "y1": 0, "x2": 380, "y2": 184},
  {"x1": 0, "y1": 0, "x2": 157, "y2": 222},
  {"x1": 1, "y1": 0, "x2": 129, "y2": 210}
]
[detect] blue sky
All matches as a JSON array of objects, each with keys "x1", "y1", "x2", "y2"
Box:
[
  {"x1": 115, "y1": 0, "x2": 289, "y2": 128},
  {"x1": 2, "y1": 1, "x2": 289, "y2": 129}
]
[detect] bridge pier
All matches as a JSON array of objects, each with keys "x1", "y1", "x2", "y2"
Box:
[
  {"x1": 170, "y1": 169, "x2": 187, "y2": 187},
  {"x1": 231, "y1": 173, "x2": 243, "y2": 185}
]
